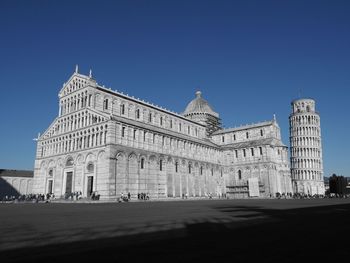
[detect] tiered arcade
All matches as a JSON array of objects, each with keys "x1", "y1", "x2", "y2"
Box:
[{"x1": 289, "y1": 98, "x2": 325, "y2": 195}]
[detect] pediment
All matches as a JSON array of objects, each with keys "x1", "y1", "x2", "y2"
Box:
[
  {"x1": 40, "y1": 117, "x2": 60, "y2": 140},
  {"x1": 40, "y1": 108, "x2": 108, "y2": 141},
  {"x1": 58, "y1": 72, "x2": 95, "y2": 98}
]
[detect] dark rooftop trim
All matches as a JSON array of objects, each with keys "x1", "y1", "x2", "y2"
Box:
[
  {"x1": 213, "y1": 121, "x2": 274, "y2": 135},
  {"x1": 0, "y1": 169, "x2": 34, "y2": 178},
  {"x1": 221, "y1": 137, "x2": 287, "y2": 149},
  {"x1": 111, "y1": 115, "x2": 220, "y2": 149}
]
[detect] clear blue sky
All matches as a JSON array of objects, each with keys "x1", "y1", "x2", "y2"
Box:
[{"x1": 0, "y1": 0, "x2": 349, "y2": 177}]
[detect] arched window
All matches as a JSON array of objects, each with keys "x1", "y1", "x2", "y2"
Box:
[
  {"x1": 246, "y1": 132, "x2": 249, "y2": 139},
  {"x1": 121, "y1": 104, "x2": 125, "y2": 115},
  {"x1": 88, "y1": 94, "x2": 92, "y2": 107},
  {"x1": 103, "y1": 99, "x2": 108, "y2": 110},
  {"x1": 48, "y1": 169, "x2": 53, "y2": 177},
  {"x1": 141, "y1": 158, "x2": 145, "y2": 169},
  {"x1": 149, "y1": 113, "x2": 152, "y2": 122},
  {"x1": 175, "y1": 162, "x2": 178, "y2": 173},
  {"x1": 122, "y1": 127, "x2": 126, "y2": 137},
  {"x1": 188, "y1": 164, "x2": 191, "y2": 174},
  {"x1": 66, "y1": 157, "x2": 74, "y2": 167},
  {"x1": 200, "y1": 166, "x2": 203, "y2": 175},
  {"x1": 87, "y1": 163, "x2": 94, "y2": 173},
  {"x1": 260, "y1": 129, "x2": 263, "y2": 136},
  {"x1": 160, "y1": 117, "x2": 163, "y2": 126},
  {"x1": 160, "y1": 160, "x2": 163, "y2": 171},
  {"x1": 238, "y1": 170, "x2": 242, "y2": 180},
  {"x1": 136, "y1": 109, "x2": 140, "y2": 119}
]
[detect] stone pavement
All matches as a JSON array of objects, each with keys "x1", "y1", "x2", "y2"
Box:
[{"x1": 1, "y1": 198, "x2": 350, "y2": 262}]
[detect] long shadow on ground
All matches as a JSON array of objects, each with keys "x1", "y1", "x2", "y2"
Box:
[{"x1": 2, "y1": 202, "x2": 350, "y2": 262}]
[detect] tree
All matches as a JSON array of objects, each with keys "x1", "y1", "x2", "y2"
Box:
[{"x1": 329, "y1": 174, "x2": 347, "y2": 195}]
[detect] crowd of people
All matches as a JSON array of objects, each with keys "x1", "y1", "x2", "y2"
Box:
[
  {"x1": 1, "y1": 193, "x2": 54, "y2": 203},
  {"x1": 0, "y1": 191, "x2": 99, "y2": 203},
  {"x1": 275, "y1": 192, "x2": 349, "y2": 199},
  {"x1": 137, "y1": 192, "x2": 149, "y2": 200},
  {"x1": 180, "y1": 193, "x2": 227, "y2": 199},
  {"x1": 117, "y1": 192, "x2": 151, "y2": 202},
  {"x1": 118, "y1": 192, "x2": 131, "y2": 202},
  {"x1": 63, "y1": 191, "x2": 89, "y2": 200},
  {"x1": 323, "y1": 193, "x2": 349, "y2": 198},
  {"x1": 1, "y1": 191, "x2": 348, "y2": 203}
]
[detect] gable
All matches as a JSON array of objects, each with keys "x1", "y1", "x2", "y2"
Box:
[
  {"x1": 39, "y1": 108, "x2": 109, "y2": 141},
  {"x1": 39, "y1": 117, "x2": 60, "y2": 140},
  {"x1": 58, "y1": 72, "x2": 93, "y2": 98}
]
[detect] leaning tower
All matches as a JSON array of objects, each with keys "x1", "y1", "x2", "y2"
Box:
[{"x1": 289, "y1": 98, "x2": 325, "y2": 195}]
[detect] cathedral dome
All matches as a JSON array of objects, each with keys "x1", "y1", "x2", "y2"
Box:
[{"x1": 183, "y1": 91, "x2": 219, "y2": 118}]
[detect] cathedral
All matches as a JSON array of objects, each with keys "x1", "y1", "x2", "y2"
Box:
[{"x1": 33, "y1": 67, "x2": 298, "y2": 200}]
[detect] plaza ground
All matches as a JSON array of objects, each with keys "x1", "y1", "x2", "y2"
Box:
[{"x1": 1, "y1": 198, "x2": 350, "y2": 262}]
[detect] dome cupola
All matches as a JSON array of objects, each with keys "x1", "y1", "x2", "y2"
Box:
[
  {"x1": 183, "y1": 91, "x2": 221, "y2": 136},
  {"x1": 183, "y1": 91, "x2": 219, "y2": 118}
]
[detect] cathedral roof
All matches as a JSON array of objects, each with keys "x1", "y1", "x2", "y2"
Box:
[
  {"x1": 221, "y1": 138, "x2": 287, "y2": 149},
  {"x1": 0, "y1": 169, "x2": 34, "y2": 178},
  {"x1": 183, "y1": 91, "x2": 219, "y2": 118},
  {"x1": 213, "y1": 120, "x2": 275, "y2": 135}
]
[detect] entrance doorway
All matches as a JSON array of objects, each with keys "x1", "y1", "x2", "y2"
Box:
[
  {"x1": 65, "y1": 172, "x2": 73, "y2": 194},
  {"x1": 87, "y1": 176, "x2": 94, "y2": 197},
  {"x1": 48, "y1": 180, "x2": 53, "y2": 194}
]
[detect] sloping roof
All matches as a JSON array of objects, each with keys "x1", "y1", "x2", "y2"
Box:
[
  {"x1": 183, "y1": 91, "x2": 219, "y2": 117},
  {"x1": 213, "y1": 121, "x2": 274, "y2": 135},
  {"x1": 57, "y1": 71, "x2": 208, "y2": 127},
  {"x1": 221, "y1": 138, "x2": 286, "y2": 149},
  {"x1": 96, "y1": 86, "x2": 206, "y2": 127},
  {"x1": 110, "y1": 114, "x2": 220, "y2": 148},
  {"x1": 0, "y1": 170, "x2": 34, "y2": 178}
]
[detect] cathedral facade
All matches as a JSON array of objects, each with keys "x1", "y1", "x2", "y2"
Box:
[{"x1": 33, "y1": 68, "x2": 294, "y2": 200}]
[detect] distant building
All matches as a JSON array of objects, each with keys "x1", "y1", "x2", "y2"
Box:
[
  {"x1": 0, "y1": 169, "x2": 33, "y2": 198},
  {"x1": 32, "y1": 68, "x2": 293, "y2": 200}
]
